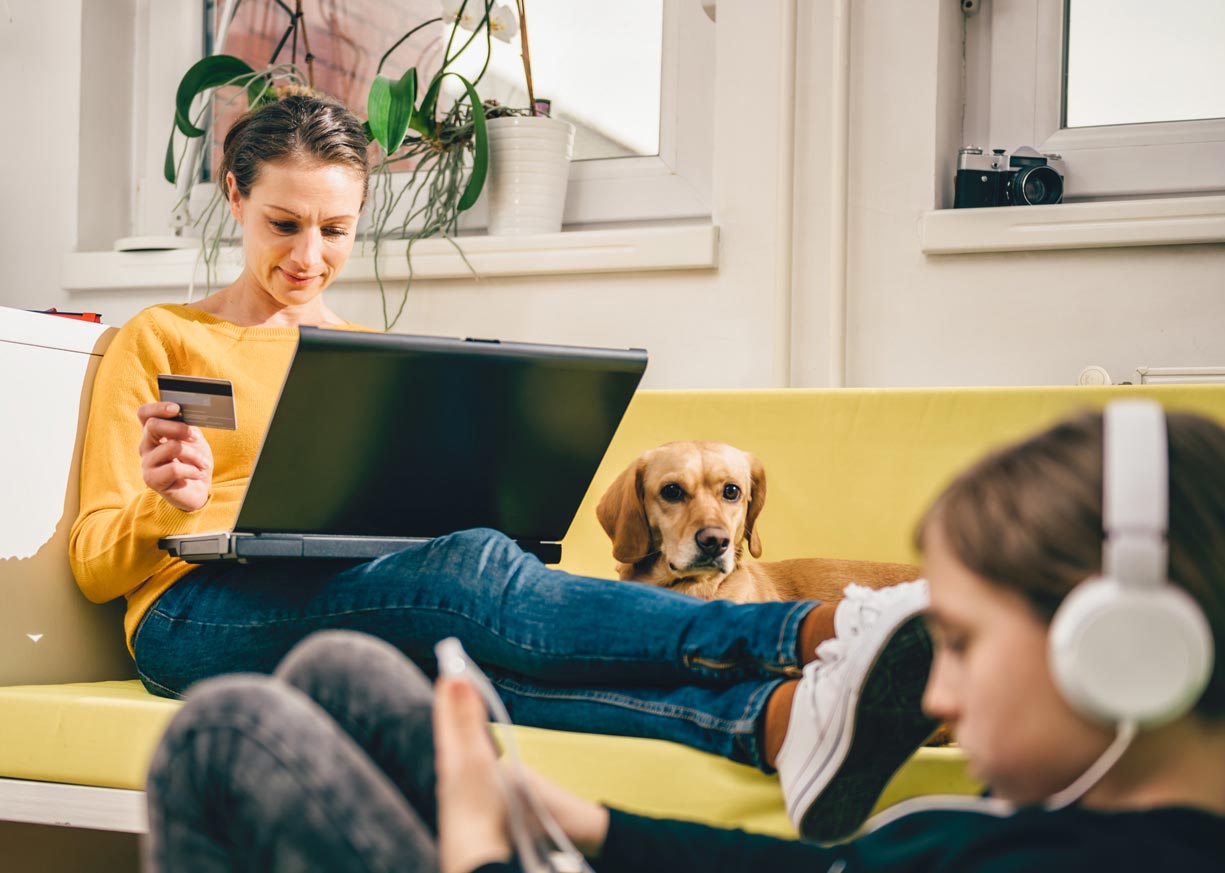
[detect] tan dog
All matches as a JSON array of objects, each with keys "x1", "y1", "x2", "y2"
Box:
[{"x1": 596, "y1": 441, "x2": 922, "y2": 604}]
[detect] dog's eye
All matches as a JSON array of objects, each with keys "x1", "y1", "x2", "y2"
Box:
[
  {"x1": 723, "y1": 484, "x2": 741, "y2": 501},
  {"x1": 660, "y1": 483, "x2": 685, "y2": 502}
]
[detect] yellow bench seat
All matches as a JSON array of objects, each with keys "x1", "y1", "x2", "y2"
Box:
[{"x1": 0, "y1": 679, "x2": 975, "y2": 837}]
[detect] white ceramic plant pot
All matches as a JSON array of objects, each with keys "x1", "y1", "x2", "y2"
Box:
[{"x1": 485, "y1": 116, "x2": 574, "y2": 235}]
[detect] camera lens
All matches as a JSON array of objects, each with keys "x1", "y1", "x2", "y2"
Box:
[{"x1": 1011, "y1": 165, "x2": 1063, "y2": 205}]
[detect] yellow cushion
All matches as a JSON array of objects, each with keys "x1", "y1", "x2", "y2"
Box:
[
  {"x1": 0, "y1": 680, "x2": 976, "y2": 836},
  {"x1": 515, "y1": 727, "x2": 977, "y2": 837},
  {"x1": 0, "y1": 680, "x2": 178, "y2": 790}
]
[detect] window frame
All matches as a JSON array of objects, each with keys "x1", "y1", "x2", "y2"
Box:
[
  {"x1": 962, "y1": 0, "x2": 1225, "y2": 202},
  {"x1": 130, "y1": 0, "x2": 712, "y2": 240}
]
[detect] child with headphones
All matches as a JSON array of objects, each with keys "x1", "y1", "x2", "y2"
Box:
[{"x1": 145, "y1": 401, "x2": 1224, "y2": 871}]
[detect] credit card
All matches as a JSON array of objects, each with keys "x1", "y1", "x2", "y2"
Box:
[{"x1": 157, "y1": 374, "x2": 238, "y2": 430}]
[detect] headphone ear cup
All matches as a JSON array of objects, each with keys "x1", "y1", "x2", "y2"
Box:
[{"x1": 1049, "y1": 576, "x2": 1214, "y2": 727}]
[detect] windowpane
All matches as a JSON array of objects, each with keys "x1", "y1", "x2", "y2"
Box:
[
  {"x1": 1065, "y1": 0, "x2": 1225, "y2": 128},
  {"x1": 204, "y1": 0, "x2": 662, "y2": 178},
  {"x1": 445, "y1": 0, "x2": 663, "y2": 160}
]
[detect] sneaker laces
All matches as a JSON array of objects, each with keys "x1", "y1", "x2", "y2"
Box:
[
  {"x1": 805, "y1": 580, "x2": 929, "y2": 683},
  {"x1": 804, "y1": 585, "x2": 872, "y2": 685}
]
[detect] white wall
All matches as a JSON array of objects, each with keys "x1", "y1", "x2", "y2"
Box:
[
  {"x1": 833, "y1": 1, "x2": 1225, "y2": 388},
  {"x1": 0, "y1": 0, "x2": 83, "y2": 310},
  {"x1": 3, "y1": 0, "x2": 1223, "y2": 389}
]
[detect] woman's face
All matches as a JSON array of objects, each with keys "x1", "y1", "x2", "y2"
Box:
[
  {"x1": 921, "y1": 521, "x2": 1114, "y2": 805},
  {"x1": 228, "y1": 158, "x2": 365, "y2": 309}
]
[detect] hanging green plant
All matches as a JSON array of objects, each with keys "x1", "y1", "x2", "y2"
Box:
[{"x1": 361, "y1": 0, "x2": 503, "y2": 329}]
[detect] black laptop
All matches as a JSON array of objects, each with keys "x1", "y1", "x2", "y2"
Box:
[{"x1": 159, "y1": 327, "x2": 647, "y2": 564}]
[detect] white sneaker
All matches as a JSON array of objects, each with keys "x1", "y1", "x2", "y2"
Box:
[{"x1": 775, "y1": 579, "x2": 938, "y2": 843}]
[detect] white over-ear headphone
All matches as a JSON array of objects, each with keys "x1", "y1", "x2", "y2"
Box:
[{"x1": 1049, "y1": 400, "x2": 1215, "y2": 728}]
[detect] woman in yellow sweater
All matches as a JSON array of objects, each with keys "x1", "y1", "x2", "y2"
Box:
[
  {"x1": 70, "y1": 95, "x2": 376, "y2": 651},
  {"x1": 69, "y1": 94, "x2": 937, "y2": 841}
]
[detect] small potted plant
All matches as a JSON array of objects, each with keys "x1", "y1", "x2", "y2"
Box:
[{"x1": 457, "y1": 0, "x2": 575, "y2": 236}]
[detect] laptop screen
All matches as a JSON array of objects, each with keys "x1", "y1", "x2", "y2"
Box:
[{"x1": 233, "y1": 329, "x2": 647, "y2": 542}]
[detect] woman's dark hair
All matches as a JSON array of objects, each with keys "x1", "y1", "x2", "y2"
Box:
[
  {"x1": 219, "y1": 93, "x2": 370, "y2": 203},
  {"x1": 916, "y1": 408, "x2": 1225, "y2": 718}
]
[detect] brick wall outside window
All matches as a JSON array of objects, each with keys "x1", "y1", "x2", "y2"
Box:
[{"x1": 206, "y1": 0, "x2": 445, "y2": 178}]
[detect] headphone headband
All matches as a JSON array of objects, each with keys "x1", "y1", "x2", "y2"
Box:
[{"x1": 1102, "y1": 401, "x2": 1168, "y2": 590}]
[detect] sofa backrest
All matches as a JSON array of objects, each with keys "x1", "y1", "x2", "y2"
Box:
[
  {"x1": 4, "y1": 300, "x2": 1223, "y2": 686},
  {"x1": 557, "y1": 385, "x2": 1225, "y2": 579},
  {"x1": 0, "y1": 306, "x2": 135, "y2": 685}
]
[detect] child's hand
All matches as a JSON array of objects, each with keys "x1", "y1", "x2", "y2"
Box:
[
  {"x1": 434, "y1": 676, "x2": 513, "y2": 873},
  {"x1": 519, "y1": 767, "x2": 610, "y2": 859}
]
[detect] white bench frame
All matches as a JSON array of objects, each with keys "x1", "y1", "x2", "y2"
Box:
[{"x1": 0, "y1": 778, "x2": 147, "y2": 833}]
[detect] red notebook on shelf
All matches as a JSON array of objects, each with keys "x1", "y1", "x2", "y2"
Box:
[{"x1": 31, "y1": 308, "x2": 103, "y2": 324}]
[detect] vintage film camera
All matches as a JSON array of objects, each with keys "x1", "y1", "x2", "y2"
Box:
[{"x1": 954, "y1": 146, "x2": 1065, "y2": 208}]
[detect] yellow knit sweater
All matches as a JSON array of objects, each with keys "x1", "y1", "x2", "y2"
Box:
[{"x1": 69, "y1": 304, "x2": 371, "y2": 653}]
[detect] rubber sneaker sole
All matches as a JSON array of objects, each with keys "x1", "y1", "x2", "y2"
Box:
[{"x1": 794, "y1": 615, "x2": 938, "y2": 843}]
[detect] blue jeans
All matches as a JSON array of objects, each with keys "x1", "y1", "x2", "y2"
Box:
[{"x1": 133, "y1": 528, "x2": 816, "y2": 769}]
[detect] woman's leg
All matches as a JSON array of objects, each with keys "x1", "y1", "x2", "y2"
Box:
[
  {"x1": 143, "y1": 673, "x2": 439, "y2": 873},
  {"x1": 138, "y1": 529, "x2": 815, "y2": 690},
  {"x1": 135, "y1": 529, "x2": 816, "y2": 761},
  {"x1": 486, "y1": 670, "x2": 785, "y2": 769}
]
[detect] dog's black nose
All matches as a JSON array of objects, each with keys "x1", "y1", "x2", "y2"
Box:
[{"x1": 695, "y1": 526, "x2": 730, "y2": 557}]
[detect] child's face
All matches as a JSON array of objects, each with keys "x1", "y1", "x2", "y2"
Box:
[{"x1": 921, "y1": 522, "x2": 1115, "y2": 805}]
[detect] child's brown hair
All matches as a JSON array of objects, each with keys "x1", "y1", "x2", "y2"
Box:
[{"x1": 917, "y1": 408, "x2": 1225, "y2": 717}]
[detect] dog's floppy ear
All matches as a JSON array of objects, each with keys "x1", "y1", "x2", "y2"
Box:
[
  {"x1": 744, "y1": 453, "x2": 767, "y2": 558},
  {"x1": 596, "y1": 458, "x2": 653, "y2": 564}
]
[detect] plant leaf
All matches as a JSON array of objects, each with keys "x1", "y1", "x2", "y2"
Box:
[
  {"x1": 367, "y1": 75, "x2": 392, "y2": 153},
  {"x1": 367, "y1": 68, "x2": 418, "y2": 156},
  {"x1": 451, "y1": 74, "x2": 487, "y2": 212},
  {"x1": 417, "y1": 75, "x2": 444, "y2": 135},
  {"x1": 174, "y1": 55, "x2": 257, "y2": 138},
  {"x1": 164, "y1": 123, "x2": 179, "y2": 184},
  {"x1": 387, "y1": 67, "x2": 418, "y2": 155}
]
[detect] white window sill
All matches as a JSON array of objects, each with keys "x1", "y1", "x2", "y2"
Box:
[
  {"x1": 61, "y1": 224, "x2": 720, "y2": 291},
  {"x1": 919, "y1": 195, "x2": 1225, "y2": 255}
]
